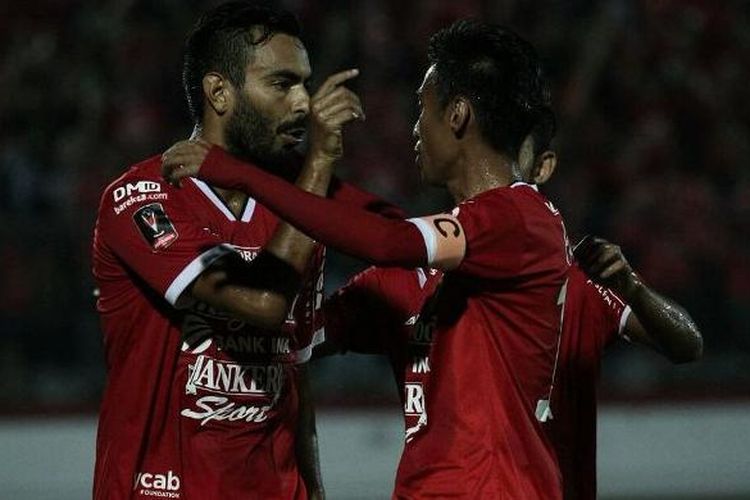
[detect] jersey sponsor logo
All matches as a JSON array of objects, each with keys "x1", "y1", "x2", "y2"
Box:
[
  {"x1": 181, "y1": 395, "x2": 272, "y2": 426},
  {"x1": 182, "y1": 356, "x2": 282, "y2": 427},
  {"x1": 404, "y1": 382, "x2": 425, "y2": 416},
  {"x1": 185, "y1": 355, "x2": 284, "y2": 397},
  {"x1": 588, "y1": 280, "x2": 626, "y2": 310},
  {"x1": 133, "y1": 203, "x2": 178, "y2": 250},
  {"x1": 213, "y1": 334, "x2": 290, "y2": 355},
  {"x1": 114, "y1": 181, "x2": 161, "y2": 202},
  {"x1": 409, "y1": 320, "x2": 434, "y2": 345},
  {"x1": 231, "y1": 244, "x2": 261, "y2": 263},
  {"x1": 411, "y1": 355, "x2": 430, "y2": 374},
  {"x1": 113, "y1": 192, "x2": 168, "y2": 215},
  {"x1": 404, "y1": 382, "x2": 428, "y2": 443},
  {"x1": 181, "y1": 333, "x2": 291, "y2": 356},
  {"x1": 181, "y1": 311, "x2": 292, "y2": 355},
  {"x1": 133, "y1": 470, "x2": 181, "y2": 498}
]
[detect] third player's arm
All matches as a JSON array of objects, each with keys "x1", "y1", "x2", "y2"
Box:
[{"x1": 575, "y1": 236, "x2": 703, "y2": 363}]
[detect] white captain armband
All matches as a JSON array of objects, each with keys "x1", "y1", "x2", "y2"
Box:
[{"x1": 407, "y1": 214, "x2": 467, "y2": 270}]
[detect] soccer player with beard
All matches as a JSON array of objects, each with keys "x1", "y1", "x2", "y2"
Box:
[
  {"x1": 91, "y1": 2, "x2": 378, "y2": 499},
  {"x1": 164, "y1": 20, "x2": 571, "y2": 498}
]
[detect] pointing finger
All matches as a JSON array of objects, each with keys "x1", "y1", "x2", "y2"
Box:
[{"x1": 315, "y1": 69, "x2": 360, "y2": 98}]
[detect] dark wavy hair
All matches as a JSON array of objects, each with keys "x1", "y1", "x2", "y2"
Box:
[
  {"x1": 182, "y1": 1, "x2": 301, "y2": 124},
  {"x1": 427, "y1": 19, "x2": 554, "y2": 158}
]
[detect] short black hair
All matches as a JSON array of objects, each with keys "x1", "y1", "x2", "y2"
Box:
[
  {"x1": 427, "y1": 19, "x2": 553, "y2": 158},
  {"x1": 183, "y1": 1, "x2": 301, "y2": 124}
]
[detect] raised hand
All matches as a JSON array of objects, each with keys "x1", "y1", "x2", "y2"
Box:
[
  {"x1": 307, "y1": 68, "x2": 364, "y2": 161},
  {"x1": 161, "y1": 138, "x2": 211, "y2": 186},
  {"x1": 573, "y1": 235, "x2": 641, "y2": 300}
]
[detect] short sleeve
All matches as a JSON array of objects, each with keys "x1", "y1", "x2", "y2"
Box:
[
  {"x1": 97, "y1": 177, "x2": 232, "y2": 307},
  {"x1": 583, "y1": 279, "x2": 631, "y2": 349},
  {"x1": 287, "y1": 246, "x2": 327, "y2": 364},
  {"x1": 453, "y1": 191, "x2": 525, "y2": 279}
]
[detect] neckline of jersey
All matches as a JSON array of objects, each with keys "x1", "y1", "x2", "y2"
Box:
[{"x1": 190, "y1": 178, "x2": 256, "y2": 222}]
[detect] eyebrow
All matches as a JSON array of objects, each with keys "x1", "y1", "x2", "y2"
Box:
[
  {"x1": 267, "y1": 70, "x2": 299, "y2": 80},
  {"x1": 264, "y1": 69, "x2": 311, "y2": 84}
]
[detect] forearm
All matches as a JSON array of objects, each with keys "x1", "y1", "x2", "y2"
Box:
[
  {"x1": 623, "y1": 278, "x2": 703, "y2": 363},
  {"x1": 295, "y1": 365, "x2": 325, "y2": 498},
  {"x1": 329, "y1": 177, "x2": 407, "y2": 218},
  {"x1": 264, "y1": 155, "x2": 334, "y2": 275},
  {"x1": 201, "y1": 146, "x2": 426, "y2": 267}
]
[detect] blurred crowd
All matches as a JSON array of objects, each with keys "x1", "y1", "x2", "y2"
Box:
[{"x1": 1, "y1": 0, "x2": 749, "y2": 411}]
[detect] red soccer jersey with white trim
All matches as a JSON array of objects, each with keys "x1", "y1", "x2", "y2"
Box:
[
  {"x1": 330, "y1": 183, "x2": 570, "y2": 499},
  {"x1": 324, "y1": 265, "x2": 442, "y2": 403},
  {"x1": 548, "y1": 264, "x2": 630, "y2": 500},
  {"x1": 326, "y1": 262, "x2": 631, "y2": 500},
  {"x1": 91, "y1": 156, "x2": 324, "y2": 500}
]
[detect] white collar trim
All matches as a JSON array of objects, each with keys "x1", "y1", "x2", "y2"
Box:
[{"x1": 191, "y1": 178, "x2": 256, "y2": 222}]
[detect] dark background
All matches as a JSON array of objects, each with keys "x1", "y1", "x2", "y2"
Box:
[{"x1": 1, "y1": 0, "x2": 749, "y2": 414}]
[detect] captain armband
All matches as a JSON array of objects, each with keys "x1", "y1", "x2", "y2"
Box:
[{"x1": 407, "y1": 214, "x2": 467, "y2": 270}]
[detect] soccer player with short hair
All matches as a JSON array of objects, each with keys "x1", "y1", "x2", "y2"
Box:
[
  {"x1": 164, "y1": 19, "x2": 570, "y2": 498},
  {"x1": 91, "y1": 2, "x2": 373, "y2": 498},
  {"x1": 517, "y1": 123, "x2": 703, "y2": 499},
  {"x1": 319, "y1": 116, "x2": 701, "y2": 499}
]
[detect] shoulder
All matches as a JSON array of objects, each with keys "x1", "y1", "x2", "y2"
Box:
[
  {"x1": 100, "y1": 156, "x2": 160, "y2": 199},
  {"x1": 98, "y1": 156, "x2": 184, "y2": 216},
  {"x1": 455, "y1": 182, "x2": 546, "y2": 223}
]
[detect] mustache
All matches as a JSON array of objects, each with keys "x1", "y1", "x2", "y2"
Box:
[{"x1": 277, "y1": 118, "x2": 307, "y2": 134}]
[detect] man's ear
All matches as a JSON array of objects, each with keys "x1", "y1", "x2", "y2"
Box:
[
  {"x1": 449, "y1": 97, "x2": 470, "y2": 138},
  {"x1": 518, "y1": 135, "x2": 535, "y2": 180},
  {"x1": 202, "y1": 72, "x2": 232, "y2": 116},
  {"x1": 533, "y1": 151, "x2": 557, "y2": 185}
]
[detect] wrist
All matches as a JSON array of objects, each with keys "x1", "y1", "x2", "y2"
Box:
[
  {"x1": 307, "y1": 146, "x2": 339, "y2": 165},
  {"x1": 619, "y1": 271, "x2": 645, "y2": 303}
]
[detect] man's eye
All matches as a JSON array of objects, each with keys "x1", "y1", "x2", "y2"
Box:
[{"x1": 273, "y1": 80, "x2": 292, "y2": 91}]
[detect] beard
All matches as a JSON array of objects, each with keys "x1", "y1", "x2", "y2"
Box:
[{"x1": 225, "y1": 93, "x2": 304, "y2": 177}]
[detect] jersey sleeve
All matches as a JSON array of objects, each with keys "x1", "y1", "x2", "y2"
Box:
[
  {"x1": 583, "y1": 279, "x2": 632, "y2": 349},
  {"x1": 323, "y1": 267, "x2": 397, "y2": 355},
  {"x1": 287, "y1": 246, "x2": 327, "y2": 364},
  {"x1": 452, "y1": 191, "x2": 526, "y2": 279},
  {"x1": 97, "y1": 177, "x2": 232, "y2": 307},
  {"x1": 329, "y1": 177, "x2": 407, "y2": 218}
]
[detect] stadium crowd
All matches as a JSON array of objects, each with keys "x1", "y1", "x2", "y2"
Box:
[{"x1": 1, "y1": 0, "x2": 748, "y2": 410}]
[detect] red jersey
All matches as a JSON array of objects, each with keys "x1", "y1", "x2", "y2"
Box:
[
  {"x1": 549, "y1": 264, "x2": 630, "y2": 500},
  {"x1": 329, "y1": 182, "x2": 570, "y2": 499},
  {"x1": 327, "y1": 262, "x2": 630, "y2": 500},
  {"x1": 91, "y1": 156, "x2": 324, "y2": 500},
  {"x1": 324, "y1": 265, "x2": 442, "y2": 402},
  {"x1": 325, "y1": 265, "x2": 630, "y2": 500}
]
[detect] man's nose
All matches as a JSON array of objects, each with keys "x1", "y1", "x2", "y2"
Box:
[{"x1": 291, "y1": 88, "x2": 310, "y2": 117}]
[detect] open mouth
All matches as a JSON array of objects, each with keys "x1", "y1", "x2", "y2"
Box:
[{"x1": 279, "y1": 127, "x2": 306, "y2": 145}]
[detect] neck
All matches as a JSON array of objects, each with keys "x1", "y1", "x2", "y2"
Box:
[
  {"x1": 191, "y1": 124, "x2": 248, "y2": 218},
  {"x1": 446, "y1": 146, "x2": 520, "y2": 203}
]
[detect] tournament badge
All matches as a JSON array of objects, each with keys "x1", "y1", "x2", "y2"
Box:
[{"x1": 133, "y1": 203, "x2": 179, "y2": 251}]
